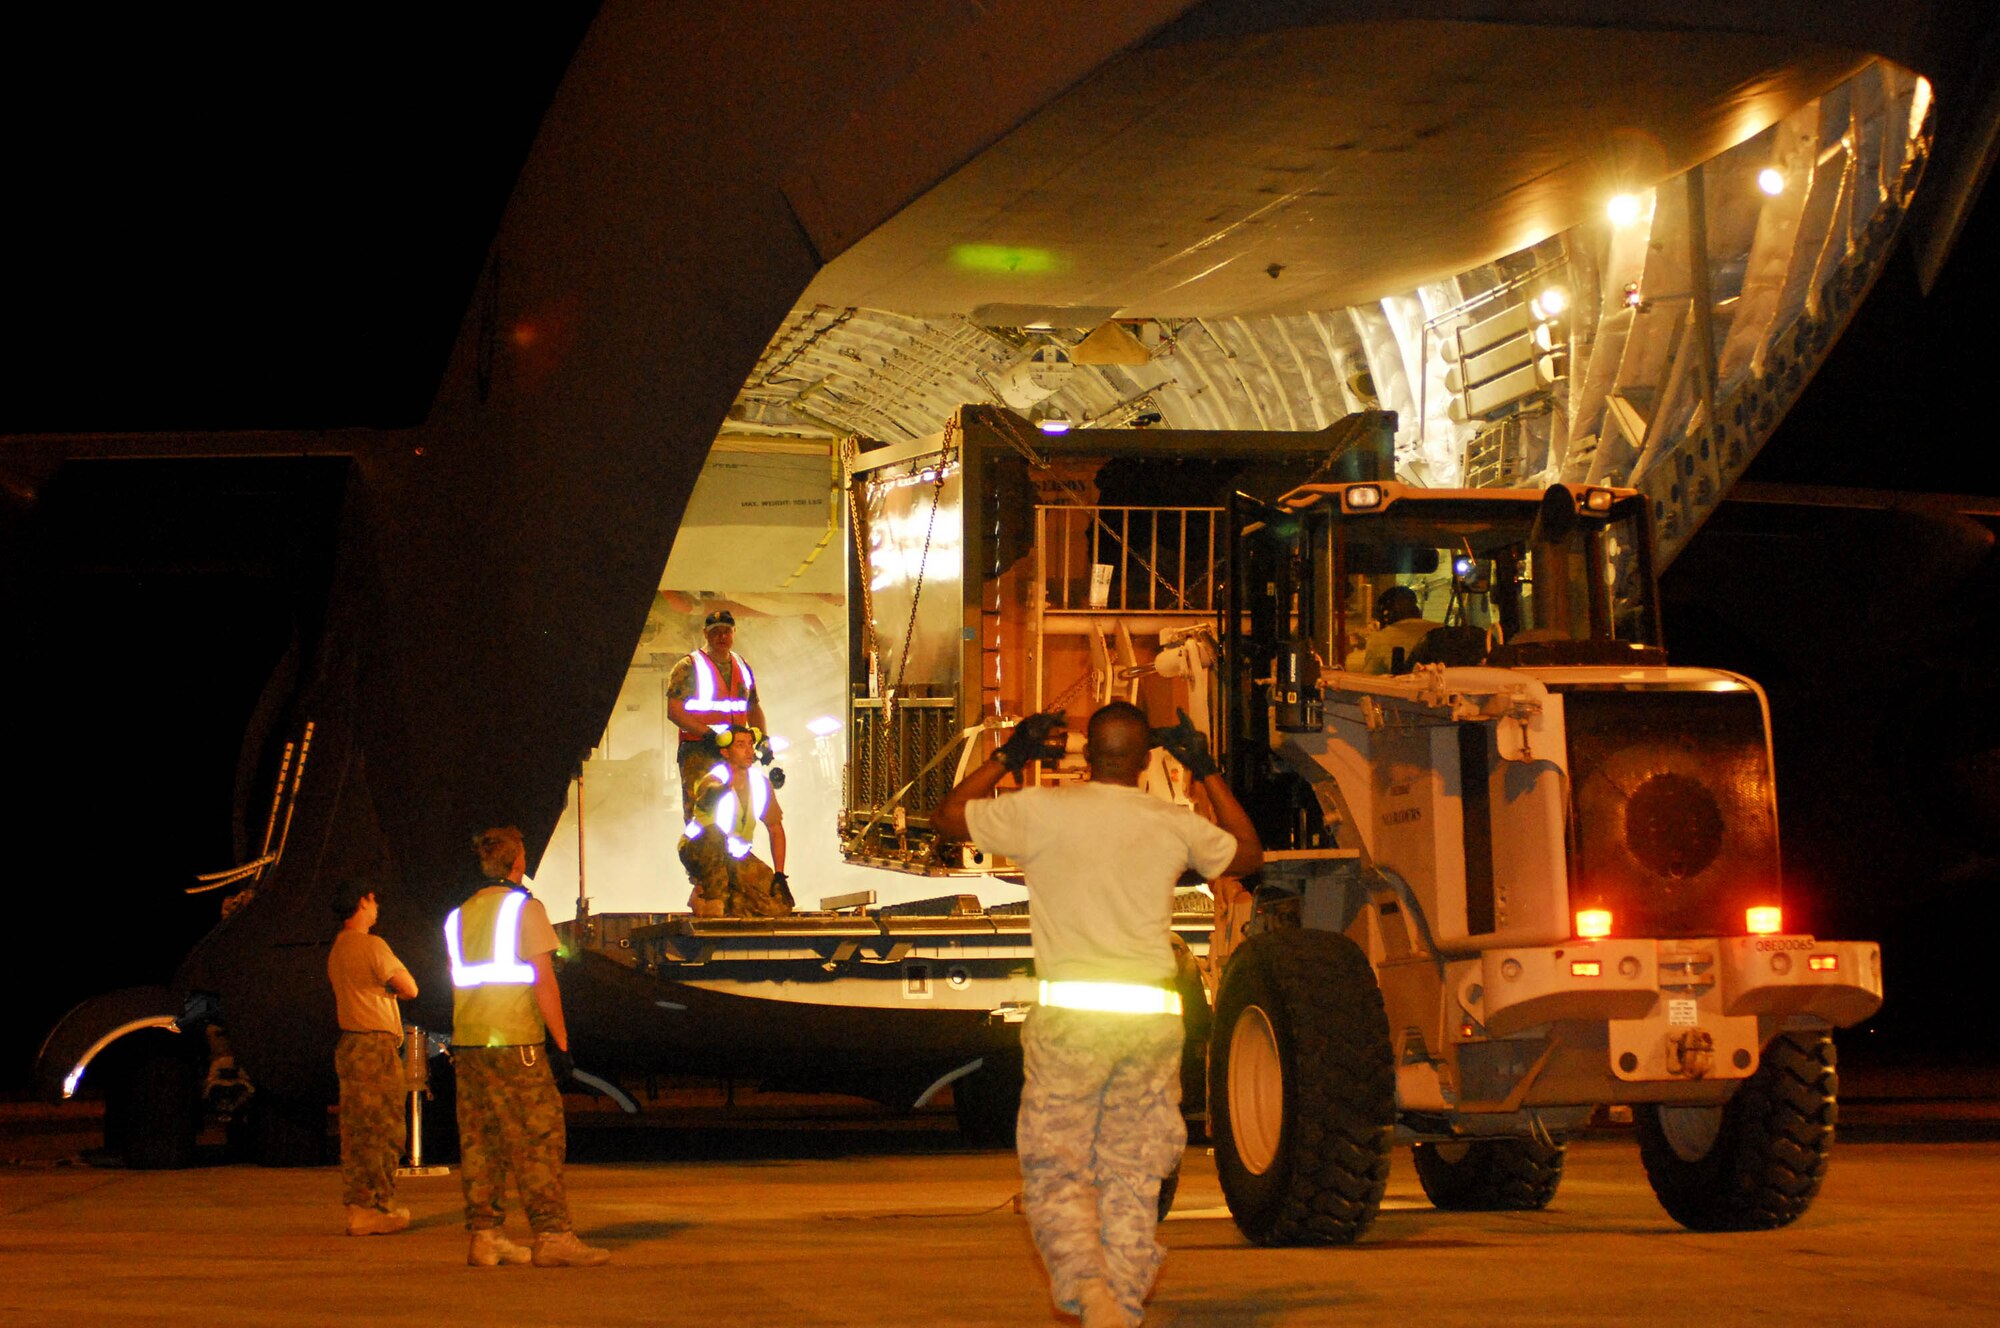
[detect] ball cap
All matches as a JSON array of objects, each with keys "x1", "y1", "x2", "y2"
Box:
[{"x1": 703, "y1": 608, "x2": 736, "y2": 628}]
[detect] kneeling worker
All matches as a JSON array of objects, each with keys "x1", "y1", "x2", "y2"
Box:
[
  {"x1": 678, "y1": 725, "x2": 793, "y2": 918},
  {"x1": 447, "y1": 825, "x2": 609, "y2": 1268},
  {"x1": 936, "y1": 703, "x2": 1262, "y2": 1328}
]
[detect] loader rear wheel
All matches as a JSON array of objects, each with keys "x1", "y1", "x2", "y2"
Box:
[
  {"x1": 1411, "y1": 1135, "x2": 1566, "y2": 1211},
  {"x1": 1208, "y1": 930, "x2": 1394, "y2": 1246},
  {"x1": 1636, "y1": 1031, "x2": 1837, "y2": 1231}
]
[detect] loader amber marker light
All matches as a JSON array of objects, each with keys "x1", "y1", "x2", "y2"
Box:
[
  {"x1": 1570, "y1": 960, "x2": 1603, "y2": 977},
  {"x1": 1343, "y1": 485, "x2": 1383, "y2": 511},
  {"x1": 1746, "y1": 906, "x2": 1783, "y2": 935},
  {"x1": 1808, "y1": 955, "x2": 1839, "y2": 973},
  {"x1": 1584, "y1": 487, "x2": 1615, "y2": 512},
  {"x1": 1575, "y1": 908, "x2": 1613, "y2": 938}
]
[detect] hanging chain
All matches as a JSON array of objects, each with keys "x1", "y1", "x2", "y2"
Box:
[{"x1": 851, "y1": 419, "x2": 958, "y2": 837}]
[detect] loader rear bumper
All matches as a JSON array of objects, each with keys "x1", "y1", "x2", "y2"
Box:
[{"x1": 1476, "y1": 936, "x2": 1882, "y2": 1044}]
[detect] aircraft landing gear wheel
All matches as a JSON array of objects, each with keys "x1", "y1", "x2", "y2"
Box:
[
  {"x1": 1636, "y1": 1031, "x2": 1837, "y2": 1231},
  {"x1": 103, "y1": 1034, "x2": 201, "y2": 1170},
  {"x1": 1411, "y1": 1135, "x2": 1566, "y2": 1210},
  {"x1": 1208, "y1": 930, "x2": 1394, "y2": 1245},
  {"x1": 954, "y1": 1050, "x2": 1023, "y2": 1148}
]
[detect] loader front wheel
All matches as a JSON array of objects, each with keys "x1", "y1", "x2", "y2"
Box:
[
  {"x1": 1209, "y1": 930, "x2": 1394, "y2": 1245},
  {"x1": 1411, "y1": 1135, "x2": 1566, "y2": 1210},
  {"x1": 1636, "y1": 1031, "x2": 1837, "y2": 1231}
]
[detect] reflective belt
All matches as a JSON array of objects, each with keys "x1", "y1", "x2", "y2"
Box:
[
  {"x1": 445, "y1": 891, "x2": 536, "y2": 988},
  {"x1": 1038, "y1": 979, "x2": 1182, "y2": 1015},
  {"x1": 684, "y1": 651, "x2": 753, "y2": 715}
]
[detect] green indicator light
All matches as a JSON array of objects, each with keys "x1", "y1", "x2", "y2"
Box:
[{"x1": 951, "y1": 243, "x2": 1061, "y2": 275}]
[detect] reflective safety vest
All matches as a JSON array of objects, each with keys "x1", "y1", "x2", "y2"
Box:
[
  {"x1": 445, "y1": 889, "x2": 536, "y2": 988},
  {"x1": 684, "y1": 763, "x2": 770, "y2": 859},
  {"x1": 681, "y1": 650, "x2": 754, "y2": 726}
]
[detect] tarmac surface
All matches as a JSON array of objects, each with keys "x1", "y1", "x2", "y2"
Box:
[{"x1": 3, "y1": 1090, "x2": 1997, "y2": 1328}]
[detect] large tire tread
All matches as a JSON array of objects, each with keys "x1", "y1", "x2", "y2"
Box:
[
  {"x1": 1211, "y1": 930, "x2": 1394, "y2": 1246},
  {"x1": 1636, "y1": 1031, "x2": 1837, "y2": 1232},
  {"x1": 1411, "y1": 1135, "x2": 1566, "y2": 1211}
]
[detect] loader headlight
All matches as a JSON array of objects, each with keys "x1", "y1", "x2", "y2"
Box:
[{"x1": 1343, "y1": 485, "x2": 1383, "y2": 511}]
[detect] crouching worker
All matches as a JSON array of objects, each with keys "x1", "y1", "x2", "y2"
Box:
[
  {"x1": 448, "y1": 825, "x2": 609, "y2": 1268},
  {"x1": 327, "y1": 879, "x2": 417, "y2": 1236},
  {"x1": 678, "y1": 726, "x2": 794, "y2": 918},
  {"x1": 936, "y1": 704, "x2": 1262, "y2": 1328}
]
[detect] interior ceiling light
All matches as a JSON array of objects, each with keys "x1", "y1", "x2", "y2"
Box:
[
  {"x1": 1757, "y1": 167, "x2": 1786, "y2": 196},
  {"x1": 1606, "y1": 193, "x2": 1642, "y2": 226}
]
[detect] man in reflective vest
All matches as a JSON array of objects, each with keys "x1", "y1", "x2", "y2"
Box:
[
  {"x1": 665, "y1": 607, "x2": 768, "y2": 819},
  {"x1": 446, "y1": 825, "x2": 609, "y2": 1268},
  {"x1": 935, "y1": 704, "x2": 1262, "y2": 1328},
  {"x1": 678, "y1": 726, "x2": 793, "y2": 918}
]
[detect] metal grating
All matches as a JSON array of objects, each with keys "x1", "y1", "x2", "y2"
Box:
[
  {"x1": 1037, "y1": 505, "x2": 1223, "y2": 614},
  {"x1": 847, "y1": 697, "x2": 961, "y2": 822}
]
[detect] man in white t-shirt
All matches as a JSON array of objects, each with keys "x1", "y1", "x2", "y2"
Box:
[
  {"x1": 327, "y1": 879, "x2": 418, "y2": 1236},
  {"x1": 936, "y1": 702, "x2": 1261, "y2": 1328}
]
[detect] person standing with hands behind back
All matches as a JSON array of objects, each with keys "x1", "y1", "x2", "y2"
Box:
[
  {"x1": 327, "y1": 879, "x2": 418, "y2": 1236},
  {"x1": 936, "y1": 703, "x2": 1262, "y2": 1328},
  {"x1": 447, "y1": 825, "x2": 610, "y2": 1268}
]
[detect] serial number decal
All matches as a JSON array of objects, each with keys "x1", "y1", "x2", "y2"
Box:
[
  {"x1": 1381, "y1": 808, "x2": 1423, "y2": 826},
  {"x1": 1667, "y1": 998, "x2": 1698, "y2": 1026},
  {"x1": 1754, "y1": 937, "x2": 1817, "y2": 952}
]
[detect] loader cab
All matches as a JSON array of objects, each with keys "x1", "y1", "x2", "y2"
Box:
[{"x1": 1270, "y1": 481, "x2": 1666, "y2": 676}]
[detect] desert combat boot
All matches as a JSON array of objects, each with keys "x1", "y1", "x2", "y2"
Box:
[
  {"x1": 467, "y1": 1229, "x2": 534, "y2": 1266},
  {"x1": 532, "y1": 1229, "x2": 611, "y2": 1267},
  {"x1": 344, "y1": 1204, "x2": 410, "y2": 1236}
]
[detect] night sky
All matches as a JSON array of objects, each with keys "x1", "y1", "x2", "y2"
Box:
[{"x1": 2, "y1": 21, "x2": 1995, "y2": 1091}]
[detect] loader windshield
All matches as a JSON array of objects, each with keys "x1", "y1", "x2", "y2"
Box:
[{"x1": 1314, "y1": 493, "x2": 1660, "y2": 670}]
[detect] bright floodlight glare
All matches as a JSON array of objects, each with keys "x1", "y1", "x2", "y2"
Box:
[
  {"x1": 1454, "y1": 555, "x2": 1475, "y2": 577},
  {"x1": 1606, "y1": 193, "x2": 1642, "y2": 226},
  {"x1": 1533, "y1": 286, "x2": 1568, "y2": 318},
  {"x1": 1757, "y1": 167, "x2": 1785, "y2": 196},
  {"x1": 805, "y1": 715, "x2": 842, "y2": 737}
]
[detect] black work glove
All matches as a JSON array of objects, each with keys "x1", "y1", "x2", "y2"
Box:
[
  {"x1": 1151, "y1": 708, "x2": 1217, "y2": 780},
  {"x1": 772, "y1": 871, "x2": 795, "y2": 908},
  {"x1": 547, "y1": 1045, "x2": 575, "y2": 1088},
  {"x1": 996, "y1": 712, "x2": 1067, "y2": 772},
  {"x1": 755, "y1": 737, "x2": 775, "y2": 765},
  {"x1": 768, "y1": 766, "x2": 786, "y2": 789}
]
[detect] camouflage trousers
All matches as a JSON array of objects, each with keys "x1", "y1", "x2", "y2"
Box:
[
  {"x1": 454, "y1": 1046, "x2": 571, "y2": 1235},
  {"x1": 335, "y1": 1031, "x2": 406, "y2": 1211},
  {"x1": 1018, "y1": 1004, "x2": 1186, "y2": 1328},
  {"x1": 679, "y1": 834, "x2": 792, "y2": 919},
  {"x1": 677, "y1": 741, "x2": 718, "y2": 819}
]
